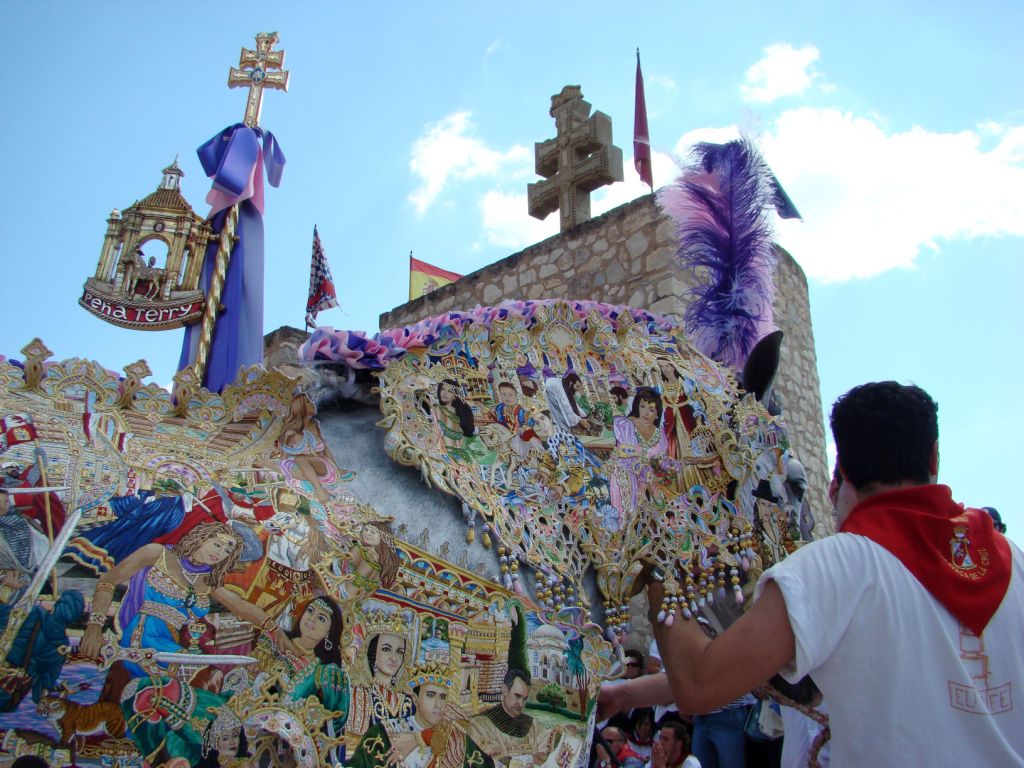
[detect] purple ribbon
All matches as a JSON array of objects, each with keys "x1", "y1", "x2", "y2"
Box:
[{"x1": 196, "y1": 123, "x2": 286, "y2": 216}]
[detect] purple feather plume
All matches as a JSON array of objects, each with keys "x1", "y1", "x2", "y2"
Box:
[{"x1": 658, "y1": 139, "x2": 779, "y2": 369}]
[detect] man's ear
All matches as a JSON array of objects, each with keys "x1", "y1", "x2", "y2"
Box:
[{"x1": 928, "y1": 441, "x2": 939, "y2": 478}]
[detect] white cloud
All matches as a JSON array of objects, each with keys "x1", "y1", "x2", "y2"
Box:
[
  {"x1": 648, "y1": 73, "x2": 678, "y2": 93},
  {"x1": 762, "y1": 109, "x2": 1024, "y2": 282},
  {"x1": 673, "y1": 126, "x2": 744, "y2": 157},
  {"x1": 485, "y1": 39, "x2": 506, "y2": 57},
  {"x1": 592, "y1": 150, "x2": 677, "y2": 214},
  {"x1": 664, "y1": 111, "x2": 1024, "y2": 284},
  {"x1": 741, "y1": 44, "x2": 825, "y2": 104},
  {"x1": 418, "y1": 101, "x2": 1023, "y2": 292},
  {"x1": 480, "y1": 190, "x2": 558, "y2": 249},
  {"x1": 409, "y1": 112, "x2": 531, "y2": 215}
]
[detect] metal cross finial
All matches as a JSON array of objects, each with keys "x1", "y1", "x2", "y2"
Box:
[{"x1": 228, "y1": 32, "x2": 290, "y2": 128}]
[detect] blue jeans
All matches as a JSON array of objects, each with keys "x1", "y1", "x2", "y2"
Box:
[{"x1": 692, "y1": 704, "x2": 749, "y2": 768}]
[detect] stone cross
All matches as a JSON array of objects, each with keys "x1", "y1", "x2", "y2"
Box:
[
  {"x1": 228, "y1": 32, "x2": 290, "y2": 128},
  {"x1": 527, "y1": 86, "x2": 624, "y2": 233}
]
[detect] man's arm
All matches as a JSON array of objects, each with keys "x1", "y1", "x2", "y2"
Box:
[
  {"x1": 597, "y1": 670, "x2": 676, "y2": 722},
  {"x1": 651, "y1": 579, "x2": 795, "y2": 713}
]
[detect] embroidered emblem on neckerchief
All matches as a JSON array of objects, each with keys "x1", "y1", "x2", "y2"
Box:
[{"x1": 840, "y1": 484, "x2": 1011, "y2": 637}]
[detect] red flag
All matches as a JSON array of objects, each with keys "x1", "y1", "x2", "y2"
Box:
[
  {"x1": 634, "y1": 49, "x2": 653, "y2": 190},
  {"x1": 306, "y1": 225, "x2": 339, "y2": 328},
  {"x1": 0, "y1": 413, "x2": 37, "y2": 452}
]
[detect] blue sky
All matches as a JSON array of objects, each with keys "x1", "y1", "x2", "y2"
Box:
[{"x1": 2, "y1": 2, "x2": 1022, "y2": 540}]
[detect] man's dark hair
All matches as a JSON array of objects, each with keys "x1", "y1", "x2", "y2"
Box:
[
  {"x1": 503, "y1": 666, "x2": 531, "y2": 689},
  {"x1": 659, "y1": 720, "x2": 690, "y2": 751},
  {"x1": 624, "y1": 648, "x2": 644, "y2": 668},
  {"x1": 983, "y1": 507, "x2": 1007, "y2": 534},
  {"x1": 11, "y1": 758, "x2": 49, "y2": 768},
  {"x1": 830, "y1": 381, "x2": 938, "y2": 489}
]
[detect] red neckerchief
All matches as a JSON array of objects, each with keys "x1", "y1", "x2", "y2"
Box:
[{"x1": 839, "y1": 484, "x2": 1011, "y2": 636}]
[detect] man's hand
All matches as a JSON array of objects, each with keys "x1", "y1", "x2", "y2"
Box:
[
  {"x1": 651, "y1": 579, "x2": 796, "y2": 714},
  {"x1": 650, "y1": 739, "x2": 667, "y2": 768},
  {"x1": 390, "y1": 733, "x2": 419, "y2": 761},
  {"x1": 646, "y1": 577, "x2": 665, "y2": 624},
  {"x1": 80, "y1": 624, "x2": 104, "y2": 660}
]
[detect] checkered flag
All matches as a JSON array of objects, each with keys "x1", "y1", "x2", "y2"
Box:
[{"x1": 305, "y1": 225, "x2": 339, "y2": 328}]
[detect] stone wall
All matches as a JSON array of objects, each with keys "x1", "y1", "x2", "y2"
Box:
[{"x1": 380, "y1": 195, "x2": 832, "y2": 531}]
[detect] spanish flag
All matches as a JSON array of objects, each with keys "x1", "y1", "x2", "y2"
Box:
[{"x1": 409, "y1": 254, "x2": 463, "y2": 300}]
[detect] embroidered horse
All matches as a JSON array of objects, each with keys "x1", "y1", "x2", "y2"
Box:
[{"x1": 226, "y1": 505, "x2": 328, "y2": 631}]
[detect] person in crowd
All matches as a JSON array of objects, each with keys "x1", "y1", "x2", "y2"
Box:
[
  {"x1": 624, "y1": 649, "x2": 645, "y2": 679},
  {"x1": 651, "y1": 721, "x2": 700, "y2": 768},
  {"x1": 600, "y1": 725, "x2": 645, "y2": 768},
  {"x1": 627, "y1": 708, "x2": 656, "y2": 761}
]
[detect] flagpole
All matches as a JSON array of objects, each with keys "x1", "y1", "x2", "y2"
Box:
[{"x1": 408, "y1": 251, "x2": 414, "y2": 301}]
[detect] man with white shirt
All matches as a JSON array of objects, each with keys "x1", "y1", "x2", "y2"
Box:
[{"x1": 600, "y1": 381, "x2": 1024, "y2": 765}]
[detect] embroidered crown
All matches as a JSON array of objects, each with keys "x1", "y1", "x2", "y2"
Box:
[
  {"x1": 358, "y1": 606, "x2": 410, "y2": 638},
  {"x1": 407, "y1": 661, "x2": 459, "y2": 690}
]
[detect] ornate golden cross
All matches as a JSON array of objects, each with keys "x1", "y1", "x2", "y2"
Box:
[{"x1": 228, "y1": 32, "x2": 290, "y2": 128}]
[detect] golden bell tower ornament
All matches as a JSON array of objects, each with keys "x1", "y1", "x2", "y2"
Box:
[{"x1": 80, "y1": 160, "x2": 213, "y2": 330}]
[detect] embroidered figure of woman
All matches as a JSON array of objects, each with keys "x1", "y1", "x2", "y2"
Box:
[
  {"x1": 274, "y1": 393, "x2": 352, "y2": 507},
  {"x1": 656, "y1": 358, "x2": 698, "y2": 458},
  {"x1": 608, "y1": 388, "x2": 671, "y2": 519},
  {"x1": 80, "y1": 522, "x2": 296, "y2": 672},
  {"x1": 609, "y1": 385, "x2": 631, "y2": 417},
  {"x1": 346, "y1": 625, "x2": 416, "y2": 746},
  {"x1": 251, "y1": 596, "x2": 351, "y2": 763},
  {"x1": 69, "y1": 478, "x2": 265, "y2": 574},
  {"x1": 80, "y1": 523, "x2": 298, "y2": 766},
  {"x1": 198, "y1": 707, "x2": 250, "y2": 768},
  {"x1": 338, "y1": 520, "x2": 401, "y2": 604},
  {"x1": 433, "y1": 380, "x2": 493, "y2": 466}
]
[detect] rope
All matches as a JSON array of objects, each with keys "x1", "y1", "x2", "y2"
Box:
[{"x1": 757, "y1": 684, "x2": 831, "y2": 767}]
